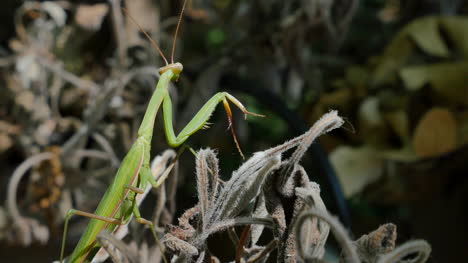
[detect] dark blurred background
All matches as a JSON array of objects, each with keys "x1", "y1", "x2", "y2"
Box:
[{"x1": 0, "y1": 0, "x2": 467, "y2": 262}]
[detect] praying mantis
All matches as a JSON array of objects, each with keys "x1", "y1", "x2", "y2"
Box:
[{"x1": 59, "y1": 1, "x2": 262, "y2": 262}]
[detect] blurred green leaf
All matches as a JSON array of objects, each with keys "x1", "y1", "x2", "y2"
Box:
[
  {"x1": 406, "y1": 16, "x2": 450, "y2": 58},
  {"x1": 372, "y1": 16, "x2": 468, "y2": 86},
  {"x1": 399, "y1": 62, "x2": 468, "y2": 105},
  {"x1": 440, "y1": 17, "x2": 468, "y2": 58}
]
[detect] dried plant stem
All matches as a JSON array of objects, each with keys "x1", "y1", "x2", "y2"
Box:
[
  {"x1": 151, "y1": 150, "x2": 177, "y2": 226},
  {"x1": 109, "y1": 0, "x2": 127, "y2": 67},
  {"x1": 227, "y1": 227, "x2": 240, "y2": 247},
  {"x1": 61, "y1": 66, "x2": 159, "y2": 156},
  {"x1": 199, "y1": 217, "x2": 273, "y2": 245},
  {"x1": 339, "y1": 0, "x2": 360, "y2": 31},
  {"x1": 295, "y1": 208, "x2": 359, "y2": 263},
  {"x1": 96, "y1": 233, "x2": 125, "y2": 263},
  {"x1": 195, "y1": 250, "x2": 206, "y2": 263},
  {"x1": 120, "y1": 66, "x2": 160, "y2": 87},
  {"x1": 263, "y1": 111, "x2": 343, "y2": 161},
  {"x1": 96, "y1": 231, "x2": 140, "y2": 263},
  {"x1": 247, "y1": 239, "x2": 278, "y2": 263},
  {"x1": 235, "y1": 225, "x2": 251, "y2": 263},
  {"x1": 36, "y1": 56, "x2": 99, "y2": 91},
  {"x1": 6, "y1": 152, "x2": 54, "y2": 221},
  {"x1": 377, "y1": 240, "x2": 431, "y2": 263},
  {"x1": 92, "y1": 133, "x2": 120, "y2": 167},
  {"x1": 74, "y1": 149, "x2": 114, "y2": 162},
  {"x1": 285, "y1": 110, "x2": 344, "y2": 174}
]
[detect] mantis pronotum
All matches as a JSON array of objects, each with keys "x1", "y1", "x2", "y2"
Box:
[{"x1": 60, "y1": 1, "x2": 263, "y2": 262}]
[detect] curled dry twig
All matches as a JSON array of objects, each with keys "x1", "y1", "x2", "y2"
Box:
[
  {"x1": 376, "y1": 240, "x2": 431, "y2": 263},
  {"x1": 295, "y1": 208, "x2": 360, "y2": 263},
  {"x1": 6, "y1": 152, "x2": 54, "y2": 246}
]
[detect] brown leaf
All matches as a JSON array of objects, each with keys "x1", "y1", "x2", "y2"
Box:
[{"x1": 412, "y1": 108, "x2": 457, "y2": 158}]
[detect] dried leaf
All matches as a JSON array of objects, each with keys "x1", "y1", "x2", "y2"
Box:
[
  {"x1": 295, "y1": 184, "x2": 330, "y2": 259},
  {"x1": 412, "y1": 108, "x2": 457, "y2": 158},
  {"x1": 195, "y1": 149, "x2": 219, "y2": 221},
  {"x1": 353, "y1": 223, "x2": 397, "y2": 262},
  {"x1": 250, "y1": 194, "x2": 268, "y2": 245},
  {"x1": 205, "y1": 152, "x2": 281, "y2": 226},
  {"x1": 164, "y1": 234, "x2": 199, "y2": 256}
]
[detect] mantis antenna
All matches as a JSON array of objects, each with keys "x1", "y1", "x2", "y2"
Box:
[
  {"x1": 123, "y1": 0, "x2": 188, "y2": 66},
  {"x1": 122, "y1": 7, "x2": 169, "y2": 65},
  {"x1": 171, "y1": 0, "x2": 188, "y2": 64}
]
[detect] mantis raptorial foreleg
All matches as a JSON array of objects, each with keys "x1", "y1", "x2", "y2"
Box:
[{"x1": 162, "y1": 91, "x2": 263, "y2": 159}]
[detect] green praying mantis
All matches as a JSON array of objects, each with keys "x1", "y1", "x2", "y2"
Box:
[{"x1": 59, "y1": 1, "x2": 263, "y2": 262}]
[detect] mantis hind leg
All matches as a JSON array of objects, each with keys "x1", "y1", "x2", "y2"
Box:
[
  {"x1": 60, "y1": 209, "x2": 122, "y2": 263},
  {"x1": 162, "y1": 92, "x2": 264, "y2": 159}
]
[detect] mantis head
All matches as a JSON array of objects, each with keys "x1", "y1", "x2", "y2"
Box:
[{"x1": 159, "y1": 62, "x2": 183, "y2": 81}]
